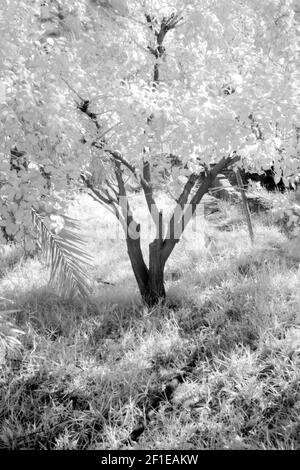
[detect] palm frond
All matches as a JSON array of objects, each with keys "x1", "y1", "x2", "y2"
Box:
[{"x1": 32, "y1": 209, "x2": 93, "y2": 300}]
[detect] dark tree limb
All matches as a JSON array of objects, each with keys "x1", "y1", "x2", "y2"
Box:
[
  {"x1": 176, "y1": 173, "x2": 199, "y2": 209},
  {"x1": 105, "y1": 178, "x2": 119, "y2": 199},
  {"x1": 146, "y1": 12, "x2": 183, "y2": 85},
  {"x1": 162, "y1": 154, "x2": 240, "y2": 263},
  {"x1": 164, "y1": 172, "x2": 199, "y2": 242},
  {"x1": 185, "y1": 154, "x2": 240, "y2": 219},
  {"x1": 114, "y1": 161, "x2": 149, "y2": 294},
  {"x1": 106, "y1": 149, "x2": 138, "y2": 177},
  {"x1": 80, "y1": 173, "x2": 113, "y2": 206},
  {"x1": 141, "y1": 160, "x2": 160, "y2": 226}
]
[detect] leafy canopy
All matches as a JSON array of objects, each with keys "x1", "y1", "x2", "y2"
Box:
[{"x1": 0, "y1": 0, "x2": 299, "y2": 243}]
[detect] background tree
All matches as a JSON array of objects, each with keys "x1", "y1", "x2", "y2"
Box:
[{"x1": 0, "y1": 0, "x2": 299, "y2": 305}]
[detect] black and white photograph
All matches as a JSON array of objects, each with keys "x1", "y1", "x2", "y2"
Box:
[{"x1": 0, "y1": 0, "x2": 300, "y2": 454}]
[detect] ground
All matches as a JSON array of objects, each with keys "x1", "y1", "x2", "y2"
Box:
[{"x1": 1, "y1": 191, "x2": 300, "y2": 450}]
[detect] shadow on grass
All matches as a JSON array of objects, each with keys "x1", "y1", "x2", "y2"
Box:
[
  {"x1": 167, "y1": 241, "x2": 300, "y2": 354},
  {"x1": 1, "y1": 227, "x2": 300, "y2": 449}
]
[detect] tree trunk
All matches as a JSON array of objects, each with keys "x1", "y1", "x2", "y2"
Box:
[
  {"x1": 126, "y1": 235, "x2": 149, "y2": 300},
  {"x1": 143, "y1": 239, "x2": 166, "y2": 307},
  {"x1": 124, "y1": 157, "x2": 241, "y2": 307},
  {"x1": 126, "y1": 236, "x2": 166, "y2": 307}
]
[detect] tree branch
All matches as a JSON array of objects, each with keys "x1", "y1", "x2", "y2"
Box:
[
  {"x1": 140, "y1": 160, "x2": 160, "y2": 226},
  {"x1": 181, "y1": 154, "x2": 240, "y2": 227},
  {"x1": 114, "y1": 161, "x2": 141, "y2": 238},
  {"x1": 108, "y1": 150, "x2": 161, "y2": 227},
  {"x1": 164, "y1": 172, "x2": 199, "y2": 242},
  {"x1": 106, "y1": 149, "x2": 137, "y2": 177},
  {"x1": 105, "y1": 178, "x2": 119, "y2": 199},
  {"x1": 80, "y1": 173, "x2": 113, "y2": 205},
  {"x1": 146, "y1": 12, "x2": 183, "y2": 85},
  {"x1": 162, "y1": 154, "x2": 240, "y2": 262},
  {"x1": 176, "y1": 173, "x2": 199, "y2": 208}
]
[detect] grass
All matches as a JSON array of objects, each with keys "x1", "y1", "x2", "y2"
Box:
[{"x1": 1, "y1": 191, "x2": 300, "y2": 449}]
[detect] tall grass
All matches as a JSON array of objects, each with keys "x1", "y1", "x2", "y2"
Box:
[{"x1": 1, "y1": 193, "x2": 300, "y2": 449}]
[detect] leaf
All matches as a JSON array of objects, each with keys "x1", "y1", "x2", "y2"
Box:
[
  {"x1": 32, "y1": 209, "x2": 93, "y2": 300},
  {"x1": 109, "y1": 0, "x2": 129, "y2": 16}
]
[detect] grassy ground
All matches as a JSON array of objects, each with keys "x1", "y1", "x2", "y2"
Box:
[{"x1": 1, "y1": 192, "x2": 300, "y2": 450}]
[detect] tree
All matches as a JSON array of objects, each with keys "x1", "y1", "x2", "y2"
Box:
[{"x1": 0, "y1": 0, "x2": 299, "y2": 305}]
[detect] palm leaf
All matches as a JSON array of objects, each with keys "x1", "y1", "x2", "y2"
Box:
[{"x1": 32, "y1": 209, "x2": 93, "y2": 300}]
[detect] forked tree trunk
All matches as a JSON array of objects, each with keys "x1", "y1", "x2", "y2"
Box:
[
  {"x1": 126, "y1": 236, "x2": 166, "y2": 307},
  {"x1": 122, "y1": 156, "x2": 240, "y2": 307},
  {"x1": 80, "y1": 12, "x2": 240, "y2": 308}
]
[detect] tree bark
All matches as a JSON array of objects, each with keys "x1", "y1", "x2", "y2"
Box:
[
  {"x1": 126, "y1": 235, "x2": 149, "y2": 300},
  {"x1": 126, "y1": 210, "x2": 166, "y2": 307},
  {"x1": 125, "y1": 158, "x2": 241, "y2": 307},
  {"x1": 144, "y1": 239, "x2": 166, "y2": 307},
  {"x1": 126, "y1": 236, "x2": 166, "y2": 307}
]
